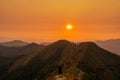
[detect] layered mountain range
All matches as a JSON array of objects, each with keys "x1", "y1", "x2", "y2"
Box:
[{"x1": 0, "y1": 40, "x2": 120, "y2": 80}]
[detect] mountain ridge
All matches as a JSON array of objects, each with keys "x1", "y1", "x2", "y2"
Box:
[{"x1": 0, "y1": 40, "x2": 120, "y2": 80}]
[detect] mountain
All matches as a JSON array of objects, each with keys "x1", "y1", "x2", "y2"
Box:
[
  {"x1": 0, "y1": 40, "x2": 29, "y2": 47},
  {"x1": 0, "y1": 43, "x2": 44, "y2": 79},
  {"x1": 1, "y1": 40, "x2": 120, "y2": 80},
  {"x1": 0, "y1": 42, "x2": 44, "y2": 57},
  {"x1": 95, "y1": 39, "x2": 120, "y2": 55}
]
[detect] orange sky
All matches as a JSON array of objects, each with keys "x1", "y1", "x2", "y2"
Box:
[{"x1": 0, "y1": 0, "x2": 120, "y2": 42}]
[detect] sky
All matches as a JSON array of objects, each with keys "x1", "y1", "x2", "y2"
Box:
[{"x1": 0, "y1": 0, "x2": 120, "y2": 42}]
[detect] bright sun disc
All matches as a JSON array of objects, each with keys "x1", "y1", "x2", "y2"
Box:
[{"x1": 66, "y1": 24, "x2": 73, "y2": 30}]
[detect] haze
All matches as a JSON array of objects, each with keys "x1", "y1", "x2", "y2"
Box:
[{"x1": 0, "y1": 0, "x2": 120, "y2": 42}]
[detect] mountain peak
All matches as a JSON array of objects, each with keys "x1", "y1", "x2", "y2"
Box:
[
  {"x1": 26, "y1": 42, "x2": 39, "y2": 46},
  {"x1": 78, "y1": 42, "x2": 98, "y2": 48},
  {"x1": 50, "y1": 40, "x2": 73, "y2": 46},
  {"x1": 11, "y1": 40, "x2": 25, "y2": 42},
  {"x1": 55, "y1": 39, "x2": 71, "y2": 43}
]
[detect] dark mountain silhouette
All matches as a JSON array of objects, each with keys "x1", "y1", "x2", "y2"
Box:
[
  {"x1": 0, "y1": 40, "x2": 29, "y2": 47},
  {"x1": 95, "y1": 39, "x2": 120, "y2": 55},
  {"x1": 0, "y1": 42, "x2": 44, "y2": 57},
  {"x1": 0, "y1": 43, "x2": 44, "y2": 79},
  {"x1": 0, "y1": 40, "x2": 120, "y2": 80}
]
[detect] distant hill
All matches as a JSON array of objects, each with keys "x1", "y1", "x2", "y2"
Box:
[
  {"x1": 95, "y1": 39, "x2": 120, "y2": 55},
  {"x1": 0, "y1": 42, "x2": 44, "y2": 57},
  {"x1": 0, "y1": 40, "x2": 29, "y2": 47},
  {"x1": 1, "y1": 40, "x2": 120, "y2": 80}
]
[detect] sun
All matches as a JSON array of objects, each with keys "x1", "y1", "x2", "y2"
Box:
[{"x1": 66, "y1": 24, "x2": 73, "y2": 30}]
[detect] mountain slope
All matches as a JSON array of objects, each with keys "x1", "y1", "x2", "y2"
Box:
[
  {"x1": 1, "y1": 40, "x2": 76, "y2": 80},
  {"x1": 0, "y1": 43, "x2": 43, "y2": 57},
  {"x1": 0, "y1": 43, "x2": 44, "y2": 79},
  {"x1": 76, "y1": 42, "x2": 120, "y2": 80},
  {"x1": 1, "y1": 40, "x2": 120, "y2": 80},
  {"x1": 95, "y1": 39, "x2": 120, "y2": 55}
]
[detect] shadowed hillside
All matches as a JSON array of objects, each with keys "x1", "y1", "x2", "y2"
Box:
[
  {"x1": 0, "y1": 40, "x2": 120, "y2": 80},
  {"x1": 0, "y1": 43, "x2": 44, "y2": 79},
  {"x1": 0, "y1": 43, "x2": 43, "y2": 57}
]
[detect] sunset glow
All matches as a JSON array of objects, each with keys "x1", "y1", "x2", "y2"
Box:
[{"x1": 0, "y1": 0, "x2": 120, "y2": 42}]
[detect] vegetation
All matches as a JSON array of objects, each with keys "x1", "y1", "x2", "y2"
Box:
[{"x1": 0, "y1": 40, "x2": 120, "y2": 80}]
